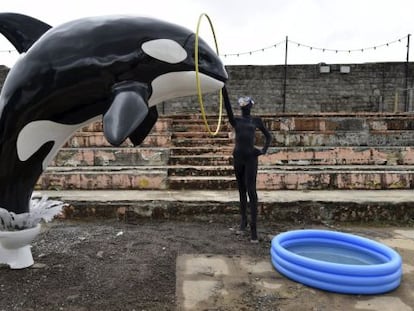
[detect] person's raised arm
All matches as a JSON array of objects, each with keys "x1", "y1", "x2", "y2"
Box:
[{"x1": 222, "y1": 87, "x2": 235, "y2": 127}]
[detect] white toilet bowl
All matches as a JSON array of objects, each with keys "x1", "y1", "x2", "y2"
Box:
[{"x1": 0, "y1": 224, "x2": 41, "y2": 269}]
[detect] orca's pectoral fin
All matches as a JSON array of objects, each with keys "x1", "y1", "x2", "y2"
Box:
[
  {"x1": 103, "y1": 82, "x2": 150, "y2": 147},
  {"x1": 0, "y1": 13, "x2": 51, "y2": 53},
  {"x1": 128, "y1": 106, "x2": 159, "y2": 146}
]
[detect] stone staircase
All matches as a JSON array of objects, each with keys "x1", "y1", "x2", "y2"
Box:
[
  {"x1": 36, "y1": 119, "x2": 172, "y2": 191},
  {"x1": 168, "y1": 116, "x2": 234, "y2": 190},
  {"x1": 36, "y1": 113, "x2": 414, "y2": 191},
  {"x1": 166, "y1": 113, "x2": 414, "y2": 190}
]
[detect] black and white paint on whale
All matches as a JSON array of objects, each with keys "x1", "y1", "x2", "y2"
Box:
[{"x1": 0, "y1": 13, "x2": 228, "y2": 214}]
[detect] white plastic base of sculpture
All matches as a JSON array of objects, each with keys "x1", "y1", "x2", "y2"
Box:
[{"x1": 0, "y1": 224, "x2": 41, "y2": 269}]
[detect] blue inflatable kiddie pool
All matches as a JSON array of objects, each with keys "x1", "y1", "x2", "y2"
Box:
[{"x1": 271, "y1": 229, "x2": 402, "y2": 294}]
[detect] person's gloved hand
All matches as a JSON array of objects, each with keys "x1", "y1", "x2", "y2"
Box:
[{"x1": 254, "y1": 148, "x2": 263, "y2": 156}]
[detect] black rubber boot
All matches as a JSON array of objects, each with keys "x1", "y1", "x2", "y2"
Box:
[{"x1": 250, "y1": 223, "x2": 258, "y2": 243}]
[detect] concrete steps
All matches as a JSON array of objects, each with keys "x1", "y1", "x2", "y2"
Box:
[
  {"x1": 41, "y1": 189, "x2": 414, "y2": 224},
  {"x1": 255, "y1": 166, "x2": 414, "y2": 190},
  {"x1": 64, "y1": 132, "x2": 171, "y2": 148},
  {"x1": 171, "y1": 129, "x2": 414, "y2": 147},
  {"x1": 173, "y1": 114, "x2": 414, "y2": 146},
  {"x1": 50, "y1": 147, "x2": 169, "y2": 167},
  {"x1": 36, "y1": 114, "x2": 414, "y2": 191},
  {"x1": 39, "y1": 164, "x2": 414, "y2": 191},
  {"x1": 170, "y1": 146, "x2": 414, "y2": 166},
  {"x1": 168, "y1": 115, "x2": 414, "y2": 190},
  {"x1": 37, "y1": 166, "x2": 168, "y2": 190},
  {"x1": 269, "y1": 130, "x2": 414, "y2": 147},
  {"x1": 170, "y1": 146, "x2": 232, "y2": 156},
  {"x1": 172, "y1": 137, "x2": 231, "y2": 147},
  {"x1": 167, "y1": 165, "x2": 414, "y2": 190},
  {"x1": 264, "y1": 146, "x2": 414, "y2": 166},
  {"x1": 169, "y1": 155, "x2": 232, "y2": 166}
]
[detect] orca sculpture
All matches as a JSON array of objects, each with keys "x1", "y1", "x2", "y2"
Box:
[{"x1": 0, "y1": 13, "x2": 228, "y2": 214}]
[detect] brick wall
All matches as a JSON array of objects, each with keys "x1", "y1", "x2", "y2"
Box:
[{"x1": 1, "y1": 62, "x2": 412, "y2": 114}]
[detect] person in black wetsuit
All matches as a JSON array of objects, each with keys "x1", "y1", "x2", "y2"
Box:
[{"x1": 222, "y1": 87, "x2": 272, "y2": 243}]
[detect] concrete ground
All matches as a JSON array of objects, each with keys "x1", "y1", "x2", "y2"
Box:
[
  {"x1": 31, "y1": 189, "x2": 414, "y2": 310},
  {"x1": 1, "y1": 211, "x2": 414, "y2": 310},
  {"x1": 176, "y1": 228, "x2": 414, "y2": 311}
]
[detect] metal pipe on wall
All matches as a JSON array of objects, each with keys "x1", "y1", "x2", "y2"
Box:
[{"x1": 282, "y1": 36, "x2": 288, "y2": 112}]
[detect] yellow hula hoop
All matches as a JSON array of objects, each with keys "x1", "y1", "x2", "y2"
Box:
[{"x1": 195, "y1": 13, "x2": 223, "y2": 136}]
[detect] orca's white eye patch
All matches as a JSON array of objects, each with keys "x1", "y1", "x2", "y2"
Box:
[{"x1": 142, "y1": 39, "x2": 187, "y2": 64}]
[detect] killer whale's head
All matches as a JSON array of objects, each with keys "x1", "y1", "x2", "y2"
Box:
[
  {"x1": 131, "y1": 18, "x2": 228, "y2": 106},
  {"x1": 95, "y1": 16, "x2": 229, "y2": 145}
]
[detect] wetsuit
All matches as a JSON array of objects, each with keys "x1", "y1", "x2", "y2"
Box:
[{"x1": 222, "y1": 87, "x2": 272, "y2": 241}]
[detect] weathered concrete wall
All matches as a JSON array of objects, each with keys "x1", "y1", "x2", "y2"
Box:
[
  {"x1": 162, "y1": 62, "x2": 413, "y2": 114},
  {"x1": 1, "y1": 62, "x2": 412, "y2": 114}
]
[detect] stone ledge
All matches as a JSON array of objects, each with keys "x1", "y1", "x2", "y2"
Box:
[{"x1": 38, "y1": 190, "x2": 414, "y2": 224}]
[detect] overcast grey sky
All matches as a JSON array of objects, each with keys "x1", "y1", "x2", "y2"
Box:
[{"x1": 0, "y1": 0, "x2": 412, "y2": 67}]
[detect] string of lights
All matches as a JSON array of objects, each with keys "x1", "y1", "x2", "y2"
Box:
[
  {"x1": 222, "y1": 40, "x2": 286, "y2": 57},
  {"x1": 289, "y1": 36, "x2": 408, "y2": 53},
  {"x1": 0, "y1": 35, "x2": 410, "y2": 57},
  {"x1": 222, "y1": 35, "x2": 410, "y2": 57}
]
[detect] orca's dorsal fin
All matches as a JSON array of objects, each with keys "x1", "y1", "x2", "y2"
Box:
[
  {"x1": 103, "y1": 81, "x2": 151, "y2": 147},
  {"x1": 0, "y1": 13, "x2": 52, "y2": 53}
]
